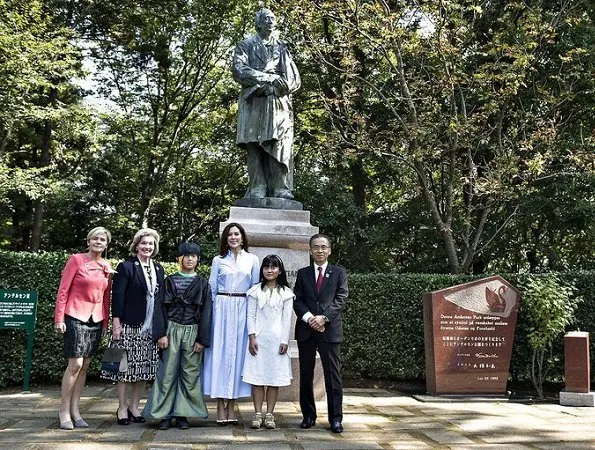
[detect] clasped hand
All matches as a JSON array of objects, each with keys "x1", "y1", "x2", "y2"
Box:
[{"x1": 308, "y1": 315, "x2": 326, "y2": 332}]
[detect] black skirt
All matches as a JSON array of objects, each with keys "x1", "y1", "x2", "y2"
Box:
[{"x1": 63, "y1": 315, "x2": 103, "y2": 358}]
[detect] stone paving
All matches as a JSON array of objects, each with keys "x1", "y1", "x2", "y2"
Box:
[{"x1": 1, "y1": 384, "x2": 595, "y2": 449}]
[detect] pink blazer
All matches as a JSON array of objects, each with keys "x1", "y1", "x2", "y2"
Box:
[{"x1": 54, "y1": 253, "x2": 112, "y2": 329}]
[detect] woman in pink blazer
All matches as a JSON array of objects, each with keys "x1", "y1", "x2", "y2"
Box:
[{"x1": 54, "y1": 227, "x2": 114, "y2": 430}]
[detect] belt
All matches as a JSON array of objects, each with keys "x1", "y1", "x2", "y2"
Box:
[{"x1": 218, "y1": 292, "x2": 246, "y2": 297}]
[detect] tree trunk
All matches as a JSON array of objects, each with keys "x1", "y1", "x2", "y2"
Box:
[
  {"x1": 29, "y1": 88, "x2": 56, "y2": 251},
  {"x1": 0, "y1": 123, "x2": 12, "y2": 160},
  {"x1": 349, "y1": 155, "x2": 370, "y2": 268},
  {"x1": 413, "y1": 158, "x2": 461, "y2": 273},
  {"x1": 29, "y1": 198, "x2": 45, "y2": 251}
]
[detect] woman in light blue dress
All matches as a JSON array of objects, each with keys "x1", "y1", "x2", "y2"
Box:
[{"x1": 202, "y1": 222, "x2": 260, "y2": 424}]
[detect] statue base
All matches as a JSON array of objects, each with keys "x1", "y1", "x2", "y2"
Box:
[
  {"x1": 232, "y1": 197, "x2": 303, "y2": 210},
  {"x1": 220, "y1": 206, "x2": 325, "y2": 401}
]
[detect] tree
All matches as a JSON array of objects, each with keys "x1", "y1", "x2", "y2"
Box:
[
  {"x1": 0, "y1": 0, "x2": 90, "y2": 250},
  {"x1": 281, "y1": 0, "x2": 595, "y2": 273},
  {"x1": 64, "y1": 0, "x2": 258, "y2": 236},
  {"x1": 521, "y1": 275, "x2": 581, "y2": 398}
]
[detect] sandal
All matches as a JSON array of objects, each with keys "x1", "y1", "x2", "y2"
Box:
[
  {"x1": 216, "y1": 401, "x2": 227, "y2": 425},
  {"x1": 226, "y1": 401, "x2": 238, "y2": 425}
]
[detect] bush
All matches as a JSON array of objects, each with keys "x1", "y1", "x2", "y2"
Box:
[
  {"x1": 0, "y1": 250, "x2": 593, "y2": 388},
  {"x1": 344, "y1": 272, "x2": 594, "y2": 386},
  {"x1": 0, "y1": 251, "x2": 204, "y2": 388},
  {"x1": 519, "y1": 275, "x2": 581, "y2": 397}
]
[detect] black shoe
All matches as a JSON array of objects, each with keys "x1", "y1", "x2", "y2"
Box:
[
  {"x1": 128, "y1": 408, "x2": 146, "y2": 423},
  {"x1": 158, "y1": 419, "x2": 171, "y2": 430},
  {"x1": 300, "y1": 417, "x2": 316, "y2": 429},
  {"x1": 116, "y1": 410, "x2": 130, "y2": 426},
  {"x1": 330, "y1": 421, "x2": 343, "y2": 434},
  {"x1": 176, "y1": 417, "x2": 190, "y2": 430}
]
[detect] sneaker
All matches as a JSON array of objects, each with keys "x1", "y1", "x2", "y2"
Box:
[
  {"x1": 264, "y1": 413, "x2": 276, "y2": 429},
  {"x1": 250, "y1": 412, "x2": 263, "y2": 429}
]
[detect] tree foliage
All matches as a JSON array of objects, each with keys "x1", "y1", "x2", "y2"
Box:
[
  {"x1": 281, "y1": 0, "x2": 595, "y2": 273},
  {"x1": 34, "y1": 0, "x2": 261, "y2": 256},
  {"x1": 520, "y1": 275, "x2": 581, "y2": 397},
  {"x1": 0, "y1": 0, "x2": 592, "y2": 273},
  {"x1": 0, "y1": 0, "x2": 93, "y2": 250}
]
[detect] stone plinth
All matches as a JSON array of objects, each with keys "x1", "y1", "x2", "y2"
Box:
[
  {"x1": 564, "y1": 331, "x2": 590, "y2": 393},
  {"x1": 232, "y1": 197, "x2": 303, "y2": 211},
  {"x1": 559, "y1": 390, "x2": 595, "y2": 407},
  {"x1": 559, "y1": 331, "x2": 593, "y2": 407},
  {"x1": 220, "y1": 206, "x2": 324, "y2": 401},
  {"x1": 423, "y1": 276, "x2": 520, "y2": 396}
]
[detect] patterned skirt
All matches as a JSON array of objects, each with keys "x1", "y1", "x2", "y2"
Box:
[
  {"x1": 64, "y1": 315, "x2": 103, "y2": 359},
  {"x1": 100, "y1": 324, "x2": 159, "y2": 383}
]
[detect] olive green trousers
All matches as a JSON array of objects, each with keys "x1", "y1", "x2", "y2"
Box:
[{"x1": 143, "y1": 321, "x2": 208, "y2": 419}]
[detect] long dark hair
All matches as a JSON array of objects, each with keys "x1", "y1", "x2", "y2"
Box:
[
  {"x1": 219, "y1": 222, "x2": 249, "y2": 256},
  {"x1": 259, "y1": 254, "x2": 290, "y2": 289}
]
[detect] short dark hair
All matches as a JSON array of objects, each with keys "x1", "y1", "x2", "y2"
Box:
[
  {"x1": 309, "y1": 233, "x2": 331, "y2": 248},
  {"x1": 219, "y1": 222, "x2": 249, "y2": 256},
  {"x1": 259, "y1": 254, "x2": 290, "y2": 289},
  {"x1": 176, "y1": 242, "x2": 201, "y2": 257}
]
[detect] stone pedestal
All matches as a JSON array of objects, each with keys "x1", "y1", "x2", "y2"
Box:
[
  {"x1": 560, "y1": 331, "x2": 594, "y2": 407},
  {"x1": 563, "y1": 331, "x2": 590, "y2": 393},
  {"x1": 559, "y1": 390, "x2": 595, "y2": 407},
  {"x1": 220, "y1": 206, "x2": 325, "y2": 401}
]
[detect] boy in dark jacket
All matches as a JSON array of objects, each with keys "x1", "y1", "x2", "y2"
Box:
[{"x1": 143, "y1": 242, "x2": 212, "y2": 430}]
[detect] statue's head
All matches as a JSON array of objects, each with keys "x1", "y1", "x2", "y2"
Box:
[{"x1": 255, "y1": 8, "x2": 276, "y2": 33}]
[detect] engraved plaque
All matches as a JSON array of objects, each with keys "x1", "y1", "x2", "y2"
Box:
[{"x1": 423, "y1": 276, "x2": 520, "y2": 396}]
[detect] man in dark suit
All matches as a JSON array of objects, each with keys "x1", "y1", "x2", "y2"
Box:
[{"x1": 293, "y1": 234, "x2": 348, "y2": 434}]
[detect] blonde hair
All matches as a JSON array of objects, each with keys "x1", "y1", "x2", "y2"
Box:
[
  {"x1": 129, "y1": 228, "x2": 160, "y2": 256},
  {"x1": 87, "y1": 227, "x2": 112, "y2": 245}
]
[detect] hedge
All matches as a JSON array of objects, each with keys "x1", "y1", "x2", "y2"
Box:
[
  {"x1": 344, "y1": 272, "x2": 595, "y2": 383},
  {"x1": 0, "y1": 251, "x2": 205, "y2": 387},
  {"x1": 0, "y1": 250, "x2": 593, "y2": 388}
]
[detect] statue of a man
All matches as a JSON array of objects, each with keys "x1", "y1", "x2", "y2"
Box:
[{"x1": 232, "y1": 9, "x2": 301, "y2": 200}]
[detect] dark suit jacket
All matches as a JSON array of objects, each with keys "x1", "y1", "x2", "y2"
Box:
[
  {"x1": 112, "y1": 257, "x2": 165, "y2": 326},
  {"x1": 293, "y1": 264, "x2": 348, "y2": 343}
]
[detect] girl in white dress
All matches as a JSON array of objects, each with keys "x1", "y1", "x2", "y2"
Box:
[{"x1": 242, "y1": 255, "x2": 294, "y2": 430}]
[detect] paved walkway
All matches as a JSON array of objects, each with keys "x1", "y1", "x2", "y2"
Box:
[{"x1": 1, "y1": 384, "x2": 595, "y2": 449}]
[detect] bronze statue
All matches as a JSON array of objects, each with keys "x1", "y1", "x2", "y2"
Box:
[{"x1": 232, "y1": 9, "x2": 301, "y2": 200}]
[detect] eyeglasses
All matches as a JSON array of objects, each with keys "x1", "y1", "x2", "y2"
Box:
[{"x1": 311, "y1": 245, "x2": 329, "y2": 251}]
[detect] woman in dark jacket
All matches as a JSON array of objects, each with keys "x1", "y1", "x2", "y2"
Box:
[{"x1": 101, "y1": 228, "x2": 164, "y2": 425}]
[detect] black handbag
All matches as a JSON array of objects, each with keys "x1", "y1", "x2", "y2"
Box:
[{"x1": 101, "y1": 347, "x2": 128, "y2": 373}]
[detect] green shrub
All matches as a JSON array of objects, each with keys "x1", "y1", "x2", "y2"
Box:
[
  {"x1": 519, "y1": 275, "x2": 581, "y2": 397},
  {"x1": 344, "y1": 272, "x2": 594, "y2": 385},
  {"x1": 0, "y1": 251, "x2": 206, "y2": 388},
  {"x1": 0, "y1": 250, "x2": 593, "y2": 389},
  {"x1": 343, "y1": 273, "x2": 473, "y2": 379}
]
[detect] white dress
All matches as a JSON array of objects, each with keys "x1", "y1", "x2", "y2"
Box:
[
  {"x1": 202, "y1": 250, "x2": 260, "y2": 399},
  {"x1": 242, "y1": 284, "x2": 294, "y2": 387}
]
